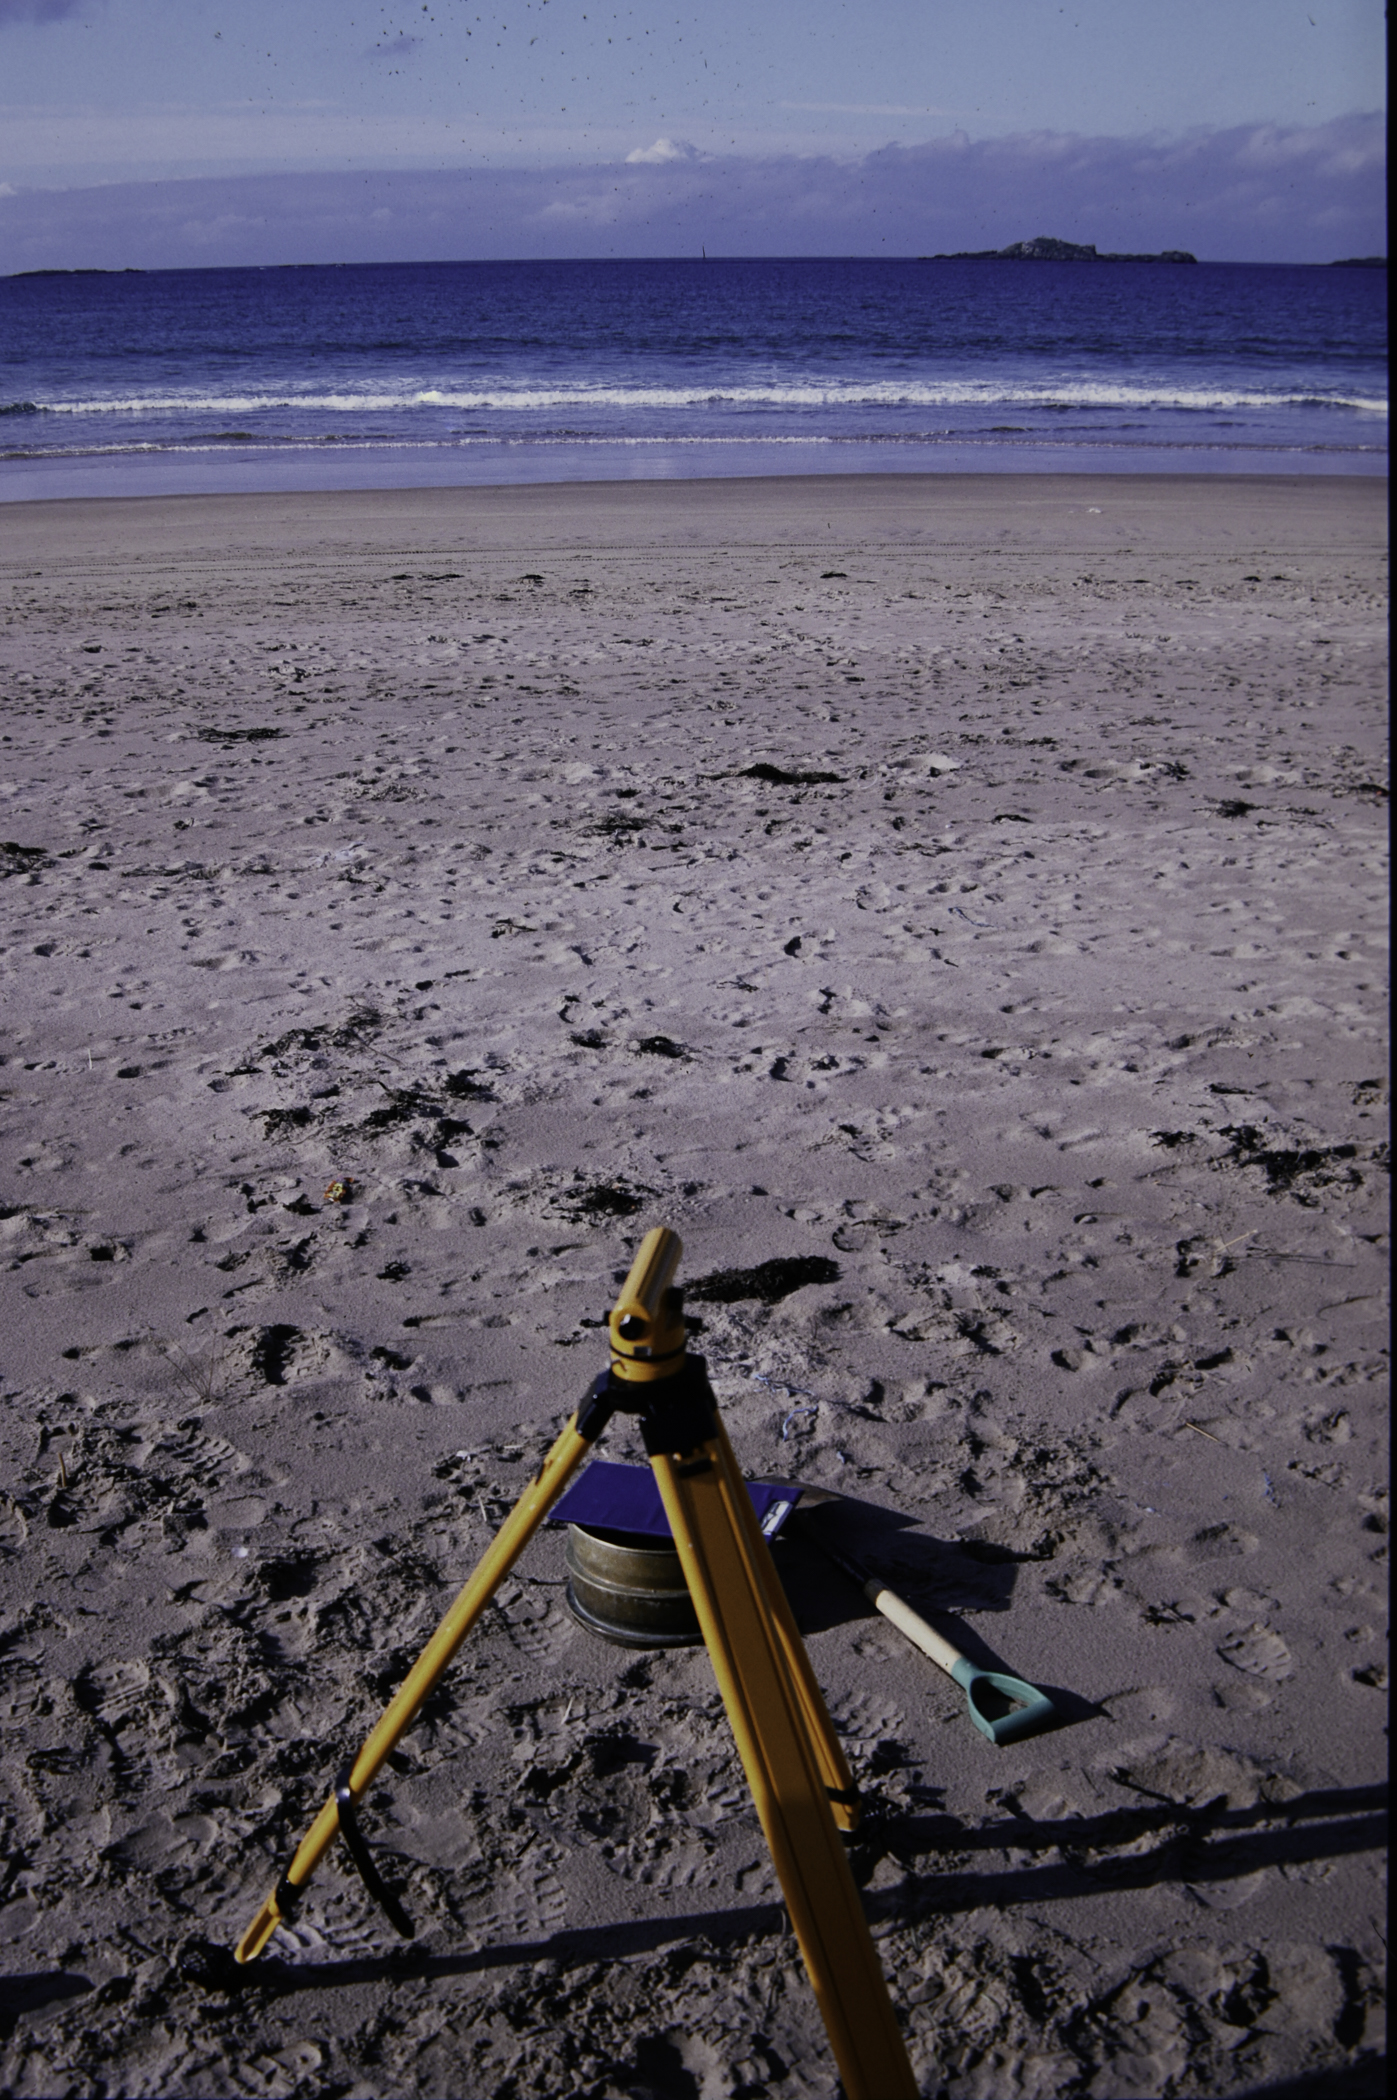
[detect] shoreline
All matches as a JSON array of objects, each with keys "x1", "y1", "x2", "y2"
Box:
[
  {"x1": 2, "y1": 467, "x2": 1388, "y2": 559},
  {"x1": 3, "y1": 445, "x2": 1387, "y2": 506},
  {"x1": 5, "y1": 453, "x2": 1386, "y2": 510}
]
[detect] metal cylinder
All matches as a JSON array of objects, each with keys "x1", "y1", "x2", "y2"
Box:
[{"x1": 563, "y1": 1523, "x2": 703, "y2": 1648}]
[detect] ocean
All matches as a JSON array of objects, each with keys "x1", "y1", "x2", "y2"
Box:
[{"x1": 0, "y1": 256, "x2": 1386, "y2": 501}]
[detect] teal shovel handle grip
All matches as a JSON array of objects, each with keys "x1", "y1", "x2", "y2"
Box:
[
  {"x1": 950, "y1": 1657, "x2": 1057, "y2": 1746},
  {"x1": 807, "y1": 1526, "x2": 1059, "y2": 1746}
]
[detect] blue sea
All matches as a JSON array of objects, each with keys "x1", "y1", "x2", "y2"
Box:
[{"x1": 0, "y1": 257, "x2": 1386, "y2": 501}]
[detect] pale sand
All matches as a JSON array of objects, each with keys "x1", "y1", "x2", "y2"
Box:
[{"x1": 0, "y1": 475, "x2": 1387, "y2": 2097}]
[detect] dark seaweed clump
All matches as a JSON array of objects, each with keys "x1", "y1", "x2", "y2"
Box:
[
  {"x1": 260, "y1": 1009, "x2": 381, "y2": 1059},
  {"x1": 566, "y1": 1183, "x2": 647, "y2": 1219},
  {"x1": 1, "y1": 840, "x2": 50, "y2": 875},
  {"x1": 1218, "y1": 1124, "x2": 1362, "y2": 1200},
  {"x1": 259, "y1": 1105, "x2": 313, "y2": 1137},
  {"x1": 687, "y1": 1255, "x2": 841, "y2": 1305},
  {"x1": 739, "y1": 763, "x2": 844, "y2": 787},
  {"x1": 589, "y1": 811, "x2": 646, "y2": 837},
  {"x1": 444, "y1": 1069, "x2": 494, "y2": 1100}
]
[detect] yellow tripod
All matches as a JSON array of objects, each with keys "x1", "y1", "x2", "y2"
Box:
[{"x1": 229, "y1": 1228, "x2": 918, "y2": 2100}]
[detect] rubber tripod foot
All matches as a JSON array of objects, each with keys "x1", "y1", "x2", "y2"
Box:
[{"x1": 178, "y1": 1937, "x2": 249, "y2": 1992}]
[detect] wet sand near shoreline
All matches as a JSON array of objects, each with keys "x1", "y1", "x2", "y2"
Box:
[{"x1": 0, "y1": 474, "x2": 1387, "y2": 2097}]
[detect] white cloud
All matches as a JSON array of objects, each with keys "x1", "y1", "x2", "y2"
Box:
[
  {"x1": 625, "y1": 138, "x2": 696, "y2": 166},
  {"x1": 0, "y1": 115, "x2": 1383, "y2": 269}
]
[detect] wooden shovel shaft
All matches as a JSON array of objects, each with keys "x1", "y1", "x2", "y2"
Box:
[
  {"x1": 815, "y1": 1535, "x2": 967, "y2": 1681},
  {"x1": 861, "y1": 1577, "x2": 966, "y2": 1680}
]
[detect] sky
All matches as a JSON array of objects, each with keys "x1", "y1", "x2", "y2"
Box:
[{"x1": 0, "y1": 0, "x2": 1386, "y2": 266}]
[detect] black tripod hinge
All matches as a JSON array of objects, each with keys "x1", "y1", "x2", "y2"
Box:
[
  {"x1": 272, "y1": 1871, "x2": 303, "y2": 1920},
  {"x1": 574, "y1": 1372, "x2": 618, "y2": 1444},
  {"x1": 636, "y1": 1355, "x2": 720, "y2": 1459},
  {"x1": 581, "y1": 1355, "x2": 719, "y2": 1459},
  {"x1": 334, "y1": 1766, "x2": 415, "y2": 1940}
]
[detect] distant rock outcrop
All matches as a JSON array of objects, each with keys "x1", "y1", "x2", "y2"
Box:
[
  {"x1": 11, "y1": 267, "x2": 146, "y2": 278},
  {"x1": 925, "y1": 236, "x2": 1197, "y2": 263}
]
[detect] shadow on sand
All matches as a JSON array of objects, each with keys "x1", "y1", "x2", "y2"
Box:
[{"x1": 171, "y1": 1782, "x2": 1385, "y2": 1998}]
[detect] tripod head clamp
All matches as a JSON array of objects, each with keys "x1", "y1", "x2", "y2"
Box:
[
  {"x1": 573, "y1": 1227, "x2": 716, "y2": 1456},
  {"x1": 608, "y1": 1226, "x2": 687, "y2": 1382}
]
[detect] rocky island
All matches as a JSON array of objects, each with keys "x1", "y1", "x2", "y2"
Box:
[{"x1": 925, "y1": 235, "x2": 1197, "y2": 262}]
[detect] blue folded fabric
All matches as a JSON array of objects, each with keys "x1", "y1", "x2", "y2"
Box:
[{"x1": 549, "y1": 1459, "x2": 797, "y2": 1540}]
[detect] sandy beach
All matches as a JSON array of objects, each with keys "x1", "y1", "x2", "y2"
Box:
[{"x1": 0, "y1": 472, "x2": 1387, "y2": 2097}]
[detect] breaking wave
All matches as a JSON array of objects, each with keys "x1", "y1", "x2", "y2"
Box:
[{"x1": 28, "y1": 380, "x2": 1390, "y2": 417}]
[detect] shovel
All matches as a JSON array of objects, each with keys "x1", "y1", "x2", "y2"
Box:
[
  {"x1": 550, "y1": 1458, "x2": 1057, "y2": 1746},
  {"x1": 791, "y1": 1489, "x2": 1058, "y2": 1747}
]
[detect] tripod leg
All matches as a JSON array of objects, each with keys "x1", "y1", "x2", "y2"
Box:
[
  {"x1": 709, "y1": 1415, "x2": 861, "y2": 1833},
  {"x1": 233, "y1": 1406, "x2": 600, "y2": 1963},
  {"x1": 651, "y1": 1431, "x2": 917, "y2": 2100}
]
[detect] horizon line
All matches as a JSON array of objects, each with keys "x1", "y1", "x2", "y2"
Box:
[{"x1": 5, "y1": 253, "x2": 1387, "y2": 278}]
